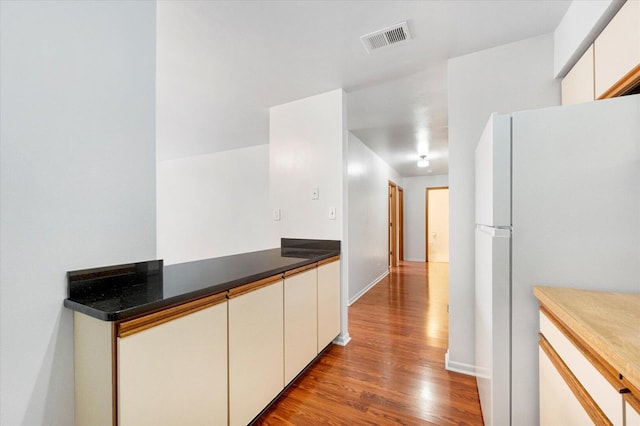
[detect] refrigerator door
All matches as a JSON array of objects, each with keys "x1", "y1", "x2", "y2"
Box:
[
  {"x1": 510, "y1": 94, "x2": 640, "y2": 425},
  {"x1": 475, "y1": 225, "x2": 511, "y2": 426},
  {"x1": 476, "y1": 114, "x2": 512, "y2": 228}
]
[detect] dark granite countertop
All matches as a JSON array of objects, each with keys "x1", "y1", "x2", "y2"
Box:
[{"x1": 64, "y1": 239, "x2": 340, "y2": 321}]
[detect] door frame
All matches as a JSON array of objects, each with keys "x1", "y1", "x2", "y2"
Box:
[
  {"x1": 425, "y1": 186, "x2": 449, "y2": 263},
  {"x1": 398, "y1": 187, "x2": 404, "y2": 261},
  {"x1": 388, "y1": 181, "x2": 397, "y2": 268}
]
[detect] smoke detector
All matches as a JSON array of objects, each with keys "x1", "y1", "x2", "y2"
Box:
[{"x1": 360, "y1": 21, "x2": 412, "y2": 53}]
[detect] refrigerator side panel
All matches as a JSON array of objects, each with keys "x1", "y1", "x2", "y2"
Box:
[
  {"x1": 475, "y1": 226, "x2": 511, "y2": 426},
  {"x1": 476, "y1": 114, "x2": 512, "y2": 227},
  {"x1": 511, "y1": 94, "x2": 640, "y2": 426}
]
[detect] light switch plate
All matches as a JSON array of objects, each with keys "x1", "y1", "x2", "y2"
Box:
[
  {"x1": 311, "y1": 187, "x2": 319, "y2": 200},
  {"x1": 273, "y1": 208, "x2": 281, "y2": 221},
  {"x1": 329, "y1": 207, "x2": 336, "y2": 220}
]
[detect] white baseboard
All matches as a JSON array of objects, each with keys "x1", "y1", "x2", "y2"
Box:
[
  {"x1": 445, "y1": 350, "x2": 477, "y2": 377},
  {"x1": 333, "y1": 333, "x2": 351, "y2": 346},
  {"x1": 403, "y1": 257, "x2": 425, "y2": 262},
  {"x1": 348, "y1": 270, "x2": 389, "y2": 306}
]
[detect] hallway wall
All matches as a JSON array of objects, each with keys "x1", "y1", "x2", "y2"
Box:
[
  {"x1": 347, "y1": 133, "x2": 401, "y2": 304},
  {"x1": 402, "y1": 174, "x2": 449, "y2": 262}
]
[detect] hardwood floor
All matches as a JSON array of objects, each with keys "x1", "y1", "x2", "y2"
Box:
[{"x1": 255, "y1": 261, "x2": 484, "y2": 425}]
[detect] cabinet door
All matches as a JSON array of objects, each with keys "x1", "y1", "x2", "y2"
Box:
[
  {"x1": 229, "y1": 280, "x2": 284, "y2": 426},
  {"x1": 627, "y1": 398, "x2": 640, "y2": 426},
  {"x1": 562, "y1": 45, "x2": 594, "y2": 105},
  {"x1": 540, "y1": 312, "x2": 623, "y2": 425},
  {"x1": 317, "y1": 259, "x2": 340, "y2": 351},
  {"x1": 284, "y1": 268, "x2": 318, "y2": 384},
  {"x1": 118, "y1": 302, "x2": 228, "y2": 426},
  {"x1": 594, "y1": 0, "x2": 640, "y2": 98},
  {"x1": 539, "y1": 346, "x2": 593, "y2": 426}
]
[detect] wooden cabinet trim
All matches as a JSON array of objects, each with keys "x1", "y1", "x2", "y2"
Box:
[
  {"x1": 622, "y1": 379, "x2": 640, "y2": 414},
  {"x1": 625, "y1": 391, "x2": 640, "y2": 415},
  {"x1": 539, "y1": 306, "x2": 626, "y2": 392},
  {"x1": 597, "y1": 63, "x2": 640, "y2": 99},
  {"x1": 318, "y1": 255, "x2": 340, "y2": 266},
  {"x1": 227, "y1": 274, "x2": 282, "y2": 299},
  {"x1": 539, "y1": 333, "x2": 613, "y2": 426},
  {"x1": 283, "y1": 263, "x2": 317, "y2": 278},
  {"x1": 117, "y1": 292, "x2": 228, "y2": 338}
]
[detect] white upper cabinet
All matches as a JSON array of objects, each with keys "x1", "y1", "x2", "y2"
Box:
[
  {"x1": 562, "y1": 45, "x2": 595, "y2": 105},
  {"x1": 594, "y1": 0, "x2": 640, "y2": 98}
]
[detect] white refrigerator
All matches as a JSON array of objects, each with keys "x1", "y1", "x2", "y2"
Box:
[{"x1": 474, "y1": 94, "x2": 640, "y2": 426}]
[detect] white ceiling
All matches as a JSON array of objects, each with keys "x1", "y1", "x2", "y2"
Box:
[{"x1": 156, "y1": 0, "x2": 572, "y2": 176}]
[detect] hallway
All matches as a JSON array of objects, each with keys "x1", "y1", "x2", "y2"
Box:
[{"x1": 256, "y1": 261, "x2": 483, "y2": 425}]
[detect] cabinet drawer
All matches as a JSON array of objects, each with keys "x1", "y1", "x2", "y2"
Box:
[{"x1": 540, "y1": 310, "x2": 623, "y2": 425}]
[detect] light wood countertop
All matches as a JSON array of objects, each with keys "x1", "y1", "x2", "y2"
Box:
[{"x1": 534, "y1": 286, "x2": 640, "y2": 392}]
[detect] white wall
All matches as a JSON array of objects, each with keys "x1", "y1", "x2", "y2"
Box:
[
  {"x1": 447, "y1": 34, "x2": 560, "y2": 374},
  {"x1": 270, "y1": 89, "x2": 350, "y2": 344},
  {"x1": 347, "y1": 133, "x2": 401, "y2": 303},
  {"x1": 0, "y1": 2, "x2": 156, "y2": 424},
  {"x1": 157, "y1": 145, "x2": 279, "y2": 265},
  {"x1": 270, "y1": 89, "x2": 345, "y2": 240},
  {"x1": 402, "y1": 174, "x2": 449, "y2": 262},
  {"x1": 155, "y1": 1, "x2": 270, "y2": 160},
  {"x1": 553, "y1": 0, "x2": 624, "y2": 77}
]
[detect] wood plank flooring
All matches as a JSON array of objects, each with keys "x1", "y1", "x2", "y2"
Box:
[{"x1": 255, "y1": 261, "x2": 484, "y2": 425}]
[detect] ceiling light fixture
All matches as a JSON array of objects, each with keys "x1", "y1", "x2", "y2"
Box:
[{"x1": 417, "y1": 155, "x2": 429, "y2": 168}]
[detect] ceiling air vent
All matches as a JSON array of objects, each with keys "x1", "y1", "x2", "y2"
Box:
[{"x1": 360, "y1": 21, "x2": 411, "y2": 53}]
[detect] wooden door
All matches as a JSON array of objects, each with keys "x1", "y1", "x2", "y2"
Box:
[
  {"x1": 388, "y1": 182, "x2": 397, "y2": 267},
  {"x1": 398, "y1": 187, "x2": 404, "y2": 261}
]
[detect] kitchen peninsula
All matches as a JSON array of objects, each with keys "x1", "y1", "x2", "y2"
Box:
[{"x1": 64, "y1": 238, "x2": 341, "y2": 426}]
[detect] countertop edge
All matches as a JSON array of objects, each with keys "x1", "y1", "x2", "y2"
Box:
[
  {"x1": 65, "y1": 250, "x2": 340, "y2": 322},
  {"x1": 533, "y1": 285, "x2": 640, "y2": 393}
]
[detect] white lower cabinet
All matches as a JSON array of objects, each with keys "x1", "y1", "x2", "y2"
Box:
[
  {"x1": 627, "y1": 399, "x2": 640, "y2": 426},
  {"x1": 117, "y1": 302, "x2": 228, "y2": 426},
  {"x1": 540, "y1": 311, "x2": 623, "y2": 425},
  {"x1": 538, "y1": 309, "x2": 627, "y2": 425},
  {"x1": 73, "y1": 258, "x2": 342, "y2": 426},
  {"x1": 284, "y1": 268, "x2": 318, "y2": 383},
  {"x1": 317, "y1": 259, "x2": 341, "y2": 351},
  {"x1": 539, "y1": 346, "x2": 593, "y2": 426},
  {"x1": 228, "y1": 279, "x2": 284, "y2": 426},
  {"x1": 74, "y1": 312, "x2": 115, "y2": 426}
]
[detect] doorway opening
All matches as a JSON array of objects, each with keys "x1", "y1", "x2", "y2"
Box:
[{"x1": 425, "y1": 187, "x2": 449, "y2": 263}]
